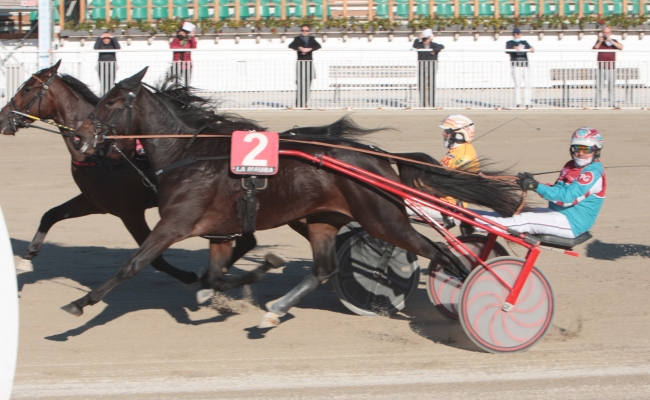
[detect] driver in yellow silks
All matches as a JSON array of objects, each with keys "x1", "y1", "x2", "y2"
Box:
[{"x1": 407, "y1": 114, "x2": 479, "y2": 223}]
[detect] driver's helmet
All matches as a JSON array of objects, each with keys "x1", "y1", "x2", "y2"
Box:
[
  {"x1": 438, "y1": 114, "x2": 475, "y2": 143},
  {"x1": 570, "y1": 127, "x2": 603, "y2": 149}
]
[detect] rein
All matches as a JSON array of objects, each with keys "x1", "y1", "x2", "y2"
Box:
[{"x1": 100, "y1": 133, "x2": 520, "y2": 184}]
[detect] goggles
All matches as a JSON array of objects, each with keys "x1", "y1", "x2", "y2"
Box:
[{"x1": 571, "y1": 145, "x2": 596, "y2": 154}]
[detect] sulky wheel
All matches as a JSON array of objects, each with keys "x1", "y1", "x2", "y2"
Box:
[
  {"x1": 458, "y1": 257, "x2": 555, "y2": 354},
  {"x1": 427, "y1": 235, "x2": 508, "y2": 321},
  {"x1": 333, "y1": 225, "x2": 420, "y2": 316}
]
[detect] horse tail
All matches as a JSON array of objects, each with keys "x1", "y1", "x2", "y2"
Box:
[
  {"x1": 279, "y1": 115, "x2": 388, "y2": 140},
  {"x1": 394, "y1": 153, "x2": 524, "y2": 217}
]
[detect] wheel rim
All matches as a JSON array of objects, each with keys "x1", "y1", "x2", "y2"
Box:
[
  {"x1": 335, "y1": 231, "x2": 419, "y2": 316},
  {"x1": 459, "y1": 257, "x2": 554, "y2": 353},
  {"x1": 427, "y1": 236, "x2": 508, "y2": 320}
]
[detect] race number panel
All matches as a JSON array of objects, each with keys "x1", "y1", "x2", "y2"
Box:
[{"x1": 231, "y1": 131, "x2": 279, "y2": 175}]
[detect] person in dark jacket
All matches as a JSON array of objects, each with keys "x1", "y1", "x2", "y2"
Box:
[
  {"x1": 94, "y1": 32, "x2": 120, "y2": 95},
  {"x1": 288, "y1": 24, "x2": 321, "y2": 108},
  {"x1": 412, "y1": 29, "x2": 444, "y2": 107},
  {"x1": 170, "y1": 28, "x2": 197, "y2": 86},
  {"x1": 505, "y1": 28, "x2": 535, "y2": 108}
]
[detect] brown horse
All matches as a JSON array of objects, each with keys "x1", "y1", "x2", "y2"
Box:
[
  {"x1": 0, "y1": 61, "x2": 271, "y2": 284},
  {"x1": 69, "y1": 68, "x2": 523, "y2": 328}
]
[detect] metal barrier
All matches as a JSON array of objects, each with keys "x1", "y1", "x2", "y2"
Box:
[{"x1": 2, "y1": 52, "x2": 649, "y2": 109}]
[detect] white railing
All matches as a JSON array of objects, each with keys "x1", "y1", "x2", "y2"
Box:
[{"x1": 1, "y1": 50, "x2": 649, "y2": 109}]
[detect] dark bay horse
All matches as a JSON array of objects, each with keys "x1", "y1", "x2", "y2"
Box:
[
  {"x1": 69, "y1": 68, "x2": 523, "y2": 328},
  {"x1": 0, "y1": 61, "x2": 267, "y2": 284}
]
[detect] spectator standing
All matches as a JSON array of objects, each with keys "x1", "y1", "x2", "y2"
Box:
[
  {"x1": 170, "y1": 22, "x2": 197, "y2": 86},
  {"x1": 593, "y1": 26, "x2": 623, "y2": 107},
  {"x1": 412, "y1": 29, "x2": 444, "y2": 107},
  {"x1": 505, "y1": 28, "x2": 534, "y2": 109},
  {"x1": 288, "y1": 24, "x2": 321, "y2": 108},
  {"x1": 94, "y1": 32, "x2": 120, "y2": 95}
]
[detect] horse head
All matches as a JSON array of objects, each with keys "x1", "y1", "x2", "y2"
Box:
[
  {"x1": 72, "y1": 67, "x2": 148, "y2": 155},
  {"x1": 0, "y1": 60, "x2": 62, "y2": 135}
]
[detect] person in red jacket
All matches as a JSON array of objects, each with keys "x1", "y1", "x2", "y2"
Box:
[{"x1": 170, "y1": 28, "x2": 196, "y2": 86}]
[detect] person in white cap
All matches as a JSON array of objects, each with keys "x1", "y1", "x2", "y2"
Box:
[
  {"x1": 411, "y1": 28, "x2": 444, "y2": 107},
  {"x1": 170, "y1": 22, "x2": 197, "y2": 86}
]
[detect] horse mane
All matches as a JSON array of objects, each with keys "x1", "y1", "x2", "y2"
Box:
[
  {"x1": 278, "y1": 115, "x2": 388, "y2": 145},
  {"x1": 149, "y1": 76, "x2": 265, "y2": 131},
  {"x1": 59, "y1": 74, "x2": 100, "y2": 105}
]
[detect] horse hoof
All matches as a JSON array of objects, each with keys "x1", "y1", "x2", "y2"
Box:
[
  {"x1": 61, "y1": 303, "x2": 83, "y2": 317},
  {"x1": 265, "y1": 300, "x2": 287, "y2": 317},
  {"x1": 16, "y1": 258, "x2": 34, "y2": 273},
  {"x1": 196, "y1": 288, "x2": 215, "y2": 304},
  {"x1": 258, "y1": 312, "x2": 281, "y2": 328},
  {"x1": 265, "y1": 253, "x2": 287, "y2": 269}
]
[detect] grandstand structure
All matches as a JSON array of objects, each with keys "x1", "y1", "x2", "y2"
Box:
[{"x1": 57, "y1": 0, "x2": 647, "y2": 29}]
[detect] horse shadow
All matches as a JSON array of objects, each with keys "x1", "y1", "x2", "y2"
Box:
[
  {"x1": 585, "y1": 239, "x2": 650, "y2": 261},
  {"x1": 11, "y1": 238, "x2": 316, "y2": 341}
]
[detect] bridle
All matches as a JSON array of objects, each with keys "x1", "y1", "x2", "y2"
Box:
[
  {"x1": 7, "y1": 72, "x2": 58, "y2": 132},
  {"x1": 82, "y1": 82, "x2": 141, "y2": 153}
]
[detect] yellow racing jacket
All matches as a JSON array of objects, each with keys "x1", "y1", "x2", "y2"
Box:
[{"x1": 440, "y1": 143, "x2": 479, "y2": 207}]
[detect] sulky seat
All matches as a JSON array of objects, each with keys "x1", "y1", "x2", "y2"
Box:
[{"x1": 536, "y1": 231, "x2": 592, "y2": 250}]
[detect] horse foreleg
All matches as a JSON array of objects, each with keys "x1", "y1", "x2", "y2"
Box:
[
  {"x1": 259, "y1": 220, "x2": 340, "y2": 328},
  {"x1": 196, "y1": 241, "x2": 286, "y2": 304},
  {"x1": 61, "y1": 219, "x2": 187, "y2": 317},
  {"x1": 120, "y1": 214, "x2": 198, "y2": 284},
  {"x1": 18, "y1": 194, "x2": 102, "y2": 272}
]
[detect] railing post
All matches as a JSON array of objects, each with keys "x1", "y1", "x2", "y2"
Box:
[
  {"x1": 495, "y1": 0, "x2": 499, "y2": 17},
  {"x1": 281, "y1": 0, "x2": 286, "y2": 19},
  {"x1": 168, "y1": 0, "x2": 173, "y2": 21},
  {"x1": 598, "y1": 0, "x2": 602, "y2": 15},
  {"x1": 343, "y1": 0, "x2": 347, "y2": 17},
  {"x1": 559, "y1": 0, "x2": 563, "y2": 15},
  {"x1": 538, "y1": 0, "x2": 544, "y2": 16},
  {"x1": 409, "y1": 0, "x2": 413, "y2": 19},
  {"x1": 474, "y1": 0, "x2": 478, "y2": 16},
  {"x1": 235, "y1": 0, "x2": 240, "y2": 20},
  {"x1": 255, "y1": 0, "x2": 260, "y2": 20},
  {"x1": 303, "y1": 0, "x2": 307, "y2": 19},
  {"x1": 641, "y1": 0, "x2": 645, "y2": 15},
  {"x1": 127, "y1": 0, "x2": 132, "y2": 22},
  {"x1": 454, "y1": 0, "x2": 458, "y2": 17},
  {"x1": 323, "y1": 0, "x2": 328, "y2": 21},
  {"x1": 59, "y1": 0, "x2": 64, "y2": 29},
  {"x1": 214, "y1": 0, "x2": 219, "y2": 21},
  {"x1": 80, "y1": 0, "x2": 86, "y2": 22},
  {"x1": 622, "y1": 0, "x2": 627, "y2": 14},
  {"x1": 579, "y1": 0, "x2": 583, "y2": 17},
  {"x1": 106, "y1": 1, "x2": 111, "y2": 23},
  {"x1": 514, "y1": 0, "x2": 519, "y2": 17},
  {"x1": 388, "y1": 0, "x2": 394, "y2": 20},
  {"x1": 369, "y1": 0, "x2": 374, "y2": 20},
  {"x1": 148, "y1": 0, "x2": 152, "y2": 22},
  {"x1": 195, "y1": 0, "x2": 200, "y2": 21},
  {"x1": 430, "y1": 0, "x2": 434, "y2": 17}
]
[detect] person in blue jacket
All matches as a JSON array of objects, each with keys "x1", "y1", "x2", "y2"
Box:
[{"x1": 484, "y1": 127, "x2": 606, "y2": 238}]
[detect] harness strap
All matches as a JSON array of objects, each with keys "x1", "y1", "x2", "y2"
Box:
[
  {"x1": 182, "y1": 124, "x2": 211, "y2": 158},
  {"x1": 111, "y1": 143, "x2": 158, "y2": 193},
  {"x1": 155, "y1": 155, "x2": 230, "y2": 176}
]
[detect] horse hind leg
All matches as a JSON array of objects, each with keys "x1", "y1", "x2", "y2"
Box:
[
  {"x1": 19, "y1": 194, "x2": 102, "y2": 273},
  {"x1": 259, "y1": 219, "x2": 342, "y2": 328}
]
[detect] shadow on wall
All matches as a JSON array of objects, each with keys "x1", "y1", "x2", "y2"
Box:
[{"x1": 586, "y1": 239, "x2": 650, "y2": 261}]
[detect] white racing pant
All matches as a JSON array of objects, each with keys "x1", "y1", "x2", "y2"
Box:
[{"x1": 477, "y1": 207, "x2": 575, "y2": 239}]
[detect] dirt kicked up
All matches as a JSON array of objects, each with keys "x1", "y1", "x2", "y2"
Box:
[{"x1": 1, "y1": 110, "x2": 649, "y2": 399}]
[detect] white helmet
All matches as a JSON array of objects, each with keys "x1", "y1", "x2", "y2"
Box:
[
  {"x1": 570, "y1": 127, "x2": 603, "y2": 149},
  {"x1": 438, "y1": 114, "x2": 475, "y2": 143}
]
